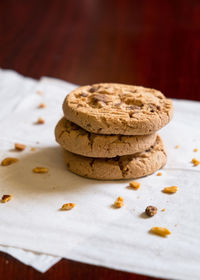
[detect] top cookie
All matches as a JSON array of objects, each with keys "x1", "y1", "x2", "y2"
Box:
[{"x1": 63, "y1": 83, "x2": 173, "y2": 135}]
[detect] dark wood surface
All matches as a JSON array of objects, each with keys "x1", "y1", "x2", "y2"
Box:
[{"x1": 0, "y1": 0, "x2": 199, "y2": 279}]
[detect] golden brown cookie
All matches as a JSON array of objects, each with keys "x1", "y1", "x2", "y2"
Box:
[
  {"x1": 63, "y1": 135, "x2": 166, "y2": 180},
  {"x1": 55, "y1": 117, "x2": 157, "y2": 158},
  {"x1": 63, "y1": 83, "x2": 173, "y2": 135}
]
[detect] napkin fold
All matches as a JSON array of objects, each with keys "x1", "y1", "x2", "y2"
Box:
[
  {"x1": 0, "y1": 244, "x2": 60, "y2": 273},
  {"x1": 0, "y1": 69, "x2": 200, "y2": 279}
]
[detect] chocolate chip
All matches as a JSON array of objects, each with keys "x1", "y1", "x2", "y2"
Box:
[
  {"x1": 89, "y1": 159, "x2": 95, "y2": 167},
  {"x1": 130, "y1": 89, "x2": 137, "y2": 93},
  {"x1": 70, "y1": 122, "x2": 79, "y2": 130},
  {"x1": 149, "y1": 105, "x2": 156, "y2": 112},
  {"x1": 92, "y1": 94, "x2": 110, "y2": 104},
  {"x1": 80, "y1": 92, "x2": 88, "y2": 97},
  {"x1": 145, "y1": 206, "x2": 157, "y2": 217},
  {"x1": 113, "y1": 156, "x2": 120, "y2": 161},
  {"x1": 89, "y1": 86, "x2": 100, "y2": 93},
  {"x1": 89, "y1": 87, "x2": 96, "y2": 93},
  {"x1": 128, "y1": 105, "x2": 141, "y2": 110}
]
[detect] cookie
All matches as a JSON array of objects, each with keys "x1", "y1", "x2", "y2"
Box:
[
  {"x1": 63, "y1": 83, "x2": 173, "y2": 135},
  {"x1": 55, "y1": 118, "x2": 157, "y2": 158},
  {"x1": 63, "y1": 135, "x2": 166, "y2": 180}
]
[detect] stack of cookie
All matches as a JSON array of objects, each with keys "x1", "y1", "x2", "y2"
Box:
[{"x1": 55, "y1": 83, "x2": 173, "y2": 180}]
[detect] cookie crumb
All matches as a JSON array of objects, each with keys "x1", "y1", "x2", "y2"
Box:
[
  {"x1": 175, "y1": 145, "x2": 180, "y2": 149},
  {"x1": 194, "y1": 148, "x2": 198, "y2": 152},
  {"x1": 36, "y1": 90, "x2": 44, "y2": 95},
  {"x1": 192, "y1": 158, "x2": 200, "y2": 166},
  {"x1": 14, "y1": 143, "x2": 26, "y2": 151},
  {"x1": 1, "y1": 194, "x2": 13, "y2": 203},
  {"x1": 157, "y1": 172, "x2": 162, "y2": 176},
  {"x1": 1, "y1": 157, "x2": 19, "y2": 166},
  {"x1": 162, "y1": 186, "x2": 178, "y2": 194},
  {"x1": 38, "y1": 103, "x2": 46, "y2": 109},
  {"x1": 161, "y1": 208, "x2": 166, "y2": 212},
  {"x1": 35, "y1": 117, "x2": 45, "y2": 125},
  {"x1": 129, "y1": 181, "x2": 141, "y2": 190},
  {"x1": 114, "y1": 196, "x2": 124, "y2": 208},
  {"x1": 61, "y1": 203, "x2": 76, "y2": 210},
  {"x1": 30, "y1": 147, "x2": 36, "y2": 151},
  {"x1": 145, "y1": 206, "x2": 157, "y2": 217},
  {"x1": 32, "y1": 167, "x2": 48, "y2": 173},
  {"x1": 150, "y1": 227, "x2": 171, "y2": 237}
]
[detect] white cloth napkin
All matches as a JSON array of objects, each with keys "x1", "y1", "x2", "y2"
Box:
[
  {"x1": 0, "y1": 69, "x2": 200, "y2": 279},
  {"x1": 0, "y1": 70, "x2": 61, "y2": 272},
  {"x1": 0, "y1": 244, "x2": 60, "y2": 273}
]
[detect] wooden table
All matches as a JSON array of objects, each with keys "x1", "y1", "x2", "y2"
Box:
[{"x1": 0, "y1": 0, "x2": 199, "y2": 279}]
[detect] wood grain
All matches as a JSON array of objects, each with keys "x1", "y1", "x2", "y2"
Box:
[
  {"x1": 1, "y1": 0, "x2": 200, "y2": 100},
  {"x1": 0, "y1": 252, "x2": 160, "y2": 280},
  {"x1": 0, "y1": 0, "x2": 199, "y2": 279}
]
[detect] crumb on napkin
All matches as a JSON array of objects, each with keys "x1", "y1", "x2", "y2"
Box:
[
  {"x1": 1, "y1": 194, "x2": 13, "y2": 203},
  {"x1": 35, "y1": 117, "x2": 45, "y2": 125},
  {"x1": 162, "y1": 186, "x2": 178, "y2": 194},
  {"x1": 192, "y1": 158, "x2": 200, "y2": 166},
  {"x1": 61, "y1": 203, "x2": 76, "y2": 210},
  {"x1": 114, "y1": 196, "x2": 124, "y2": 208},
  {"x1": 1, "y1": 157, "x2": 19, "y2": 166},
  {"x1": 36, "y1": 90, "x2": 44, "y2": 95},
  {"x1": 129, "y1": 181, "x2": 141, "y2": 190},
  {"x1": 150, "y1": 227, "x2": 171, "y2": 237},
  {"x1": 175, "y1": 145, "x2": 180, "y2": 149},
  {"x1": 38, "y1": 103, "x2": 46, "y2": 109},
  {"x1": 32, "y1": 167, "x2": 48, "y2": 173},
  {"x1": 14, "y1": 143, "x2": 26, "y2": 151}
]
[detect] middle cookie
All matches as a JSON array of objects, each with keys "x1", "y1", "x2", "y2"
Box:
[{"x1": 55, "y1": 117, "x2": 157, "y2": 158}]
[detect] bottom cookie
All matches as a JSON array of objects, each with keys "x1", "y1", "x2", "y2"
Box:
[{"x1": 63, "y1": 135, "x2": 166, "y2": 180}]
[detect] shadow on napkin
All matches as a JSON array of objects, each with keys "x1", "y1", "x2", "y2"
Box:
[{"x1": 1, "y1": 146, "x2": 125, "y2": 196}]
